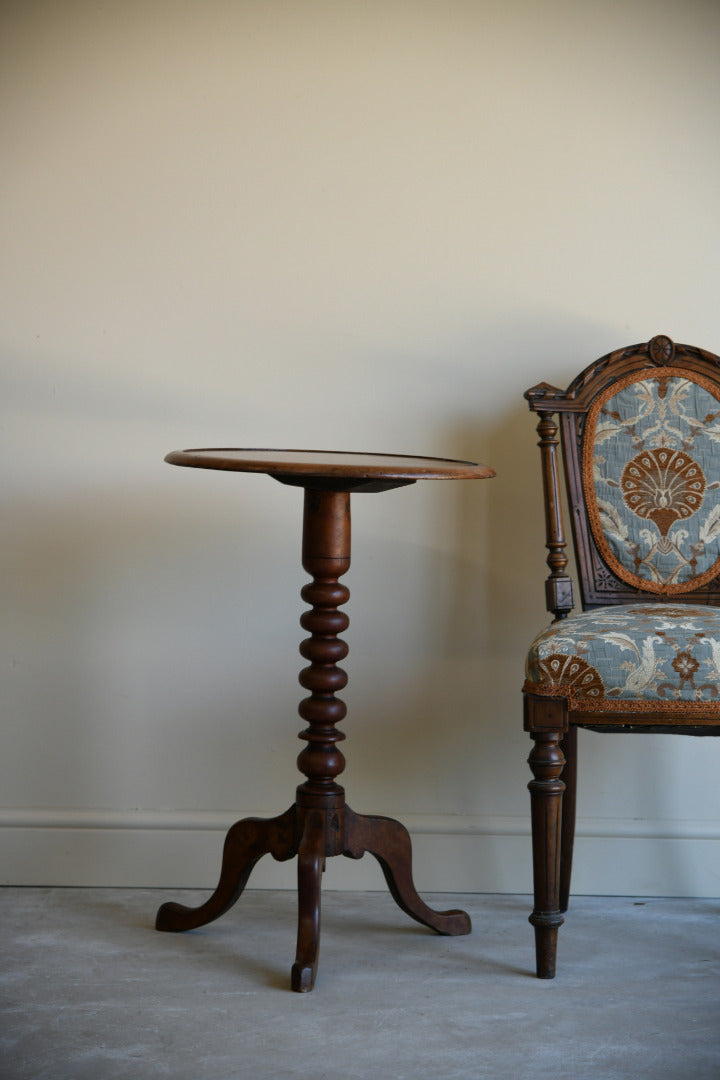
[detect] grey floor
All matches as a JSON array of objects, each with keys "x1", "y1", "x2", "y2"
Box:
[{"x1": 1, "y1": 889, "x2": 718, "y2": 1080}]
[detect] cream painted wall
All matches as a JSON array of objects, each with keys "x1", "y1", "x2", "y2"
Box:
[{"x1": 2, "y1": 0, "x2": 720, "y2": 897}]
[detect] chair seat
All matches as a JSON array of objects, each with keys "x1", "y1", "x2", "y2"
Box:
[{"x1": 524, "y1": 603, "x2": 720, "y2": 711}]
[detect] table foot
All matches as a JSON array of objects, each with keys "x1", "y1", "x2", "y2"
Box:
[
  {"x1": 343, "y1": 807, "x2": 471, "y2": 936},
  {"x1": 291, "y1": 809, "x2": 325, "y2": 992},
  {"x1": 155, "y1": 805, "x2": 296, "y2": 932}
]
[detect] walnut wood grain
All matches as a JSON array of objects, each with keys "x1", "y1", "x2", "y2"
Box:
[{"x1": 165, "y1": 448, "x2": 494, "y2": 489}]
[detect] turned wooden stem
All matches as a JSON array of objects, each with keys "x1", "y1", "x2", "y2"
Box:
[
  {"x1": 536, "y1": 412, "x2": 574, "y2": 620},
  {"x1": 296, "y1": 489, "x2": 351, "y2": 808}
]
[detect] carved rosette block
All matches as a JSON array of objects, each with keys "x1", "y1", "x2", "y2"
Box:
[{"x1": 648, "y1": 334, "x2": 675, "y2": 366}]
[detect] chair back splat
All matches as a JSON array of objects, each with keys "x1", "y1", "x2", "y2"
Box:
[{"x1": 523, "y1": 335, "x2": 720, "y2": 979}]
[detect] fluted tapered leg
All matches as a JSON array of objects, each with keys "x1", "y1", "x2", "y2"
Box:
[
  {"x1": 528, "y1": 731, "x2": 566, "y2": 979},
  {"x1": 559, "y1": 725, "x2": 577, "y2": 913}
]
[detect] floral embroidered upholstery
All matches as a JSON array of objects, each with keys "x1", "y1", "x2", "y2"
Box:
[
  {"x1": 524, "y1": 604, "x2": 720, "y2": 711},
  {"x1": 584, "y1": 372, "x2": 720, "y2": 593}
]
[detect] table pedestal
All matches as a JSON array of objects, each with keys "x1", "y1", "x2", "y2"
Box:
[{"x1": 156, "y1": 486, "x2": 470, "y2": 991}]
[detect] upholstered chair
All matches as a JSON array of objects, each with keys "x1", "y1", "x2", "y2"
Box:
[{"x1": 523, "y1": 334, "x2": 720, "y2": 978}]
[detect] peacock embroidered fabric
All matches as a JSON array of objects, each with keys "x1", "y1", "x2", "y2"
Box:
[{"x1": 583, "y1": 370, "x2": 720, "y2": 594}]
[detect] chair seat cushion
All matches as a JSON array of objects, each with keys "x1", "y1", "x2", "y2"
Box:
[{"x1": 524, "y1": 604, "x2": 720, "y2": 712}]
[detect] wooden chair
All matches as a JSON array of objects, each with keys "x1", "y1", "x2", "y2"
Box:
[{"x1": 523, "y1": 334, "x2": 720, "y2": 978}]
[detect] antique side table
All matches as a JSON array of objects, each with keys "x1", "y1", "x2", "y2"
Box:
[{"x1": 156, "y1": 449, "x2": 494, "y2": 991}]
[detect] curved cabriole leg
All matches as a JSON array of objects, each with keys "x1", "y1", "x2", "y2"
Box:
[
  {"x1": 291, "y1": 809, "x2": 326, "y2": 992},
  {"x1": 527, "y1": 731, "x2": 566, "y2": 978},
  {"x1": 155, "y1": 805, "x2": 296, "y2": 932},
  {"x1": 559, "y1": 725, "x2": 577, "y2": 913},
  {"x1": 343, "y1": 807, "x2": 471, "y2": 935}
]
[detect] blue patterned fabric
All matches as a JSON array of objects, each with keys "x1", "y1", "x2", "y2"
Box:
[
  {"x1": 586, "y1": 373, "x2": 720, "y2": 593},
  {"x1": 524, "y1": 604, "x2": 720, "y2": 709}
]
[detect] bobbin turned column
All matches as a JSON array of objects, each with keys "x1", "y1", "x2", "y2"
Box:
[
  {"x1": 296, "y1": 488, "x2": 350, "y2": 810},
  {"x1": 290, "y1": 488, "x2": 351, "y2": 990},
  {"x1": 291, "y1": 488, "x2": 471, "y2": 990}
]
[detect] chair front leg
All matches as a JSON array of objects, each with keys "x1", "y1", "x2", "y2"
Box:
[
  {"x1": 559, "y1": 725, "x2": 577, "y2": 913},
  {"x1": 528, "y1": 732, "x2": 566, "y2": 977},
  {"x1": 525, "y1": 695, "x2": 567, "y2": 979}
]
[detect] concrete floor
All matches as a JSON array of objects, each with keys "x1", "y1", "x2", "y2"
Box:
[{"x1": 1, "y1": 889, "x2": 718, "y2": 1080}]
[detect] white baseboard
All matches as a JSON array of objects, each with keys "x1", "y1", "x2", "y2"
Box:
[{"x1": 1, "y1": 809, "x2": 719, "y2": 896}]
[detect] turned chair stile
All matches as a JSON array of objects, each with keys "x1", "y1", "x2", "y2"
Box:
[{"x1": 528, "y1": 406, "x2": 577, "y2": 958}]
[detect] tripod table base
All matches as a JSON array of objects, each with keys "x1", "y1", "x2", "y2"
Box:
[{"x1": 156, "y1": 801, "x2": 471, "y2": 992}]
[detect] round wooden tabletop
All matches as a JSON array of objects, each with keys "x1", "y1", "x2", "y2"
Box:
[{"x1": 164, "y1": 448, "x2": 495, "y2": 485}]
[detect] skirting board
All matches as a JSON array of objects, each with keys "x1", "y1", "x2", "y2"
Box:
[{"x1": 1, "y1": 810, "x2": 719, "y2": 896}]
